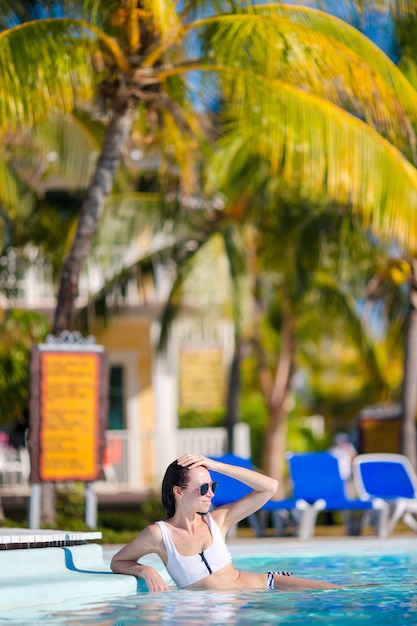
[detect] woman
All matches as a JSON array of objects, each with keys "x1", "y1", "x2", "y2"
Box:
[{"x1": 111, "y1": 454, "x2": 342, "y2": 591}]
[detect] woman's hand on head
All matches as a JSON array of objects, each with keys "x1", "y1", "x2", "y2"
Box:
[{"x1": 177, "y1": 454, "x2": 217, "y2": 471}]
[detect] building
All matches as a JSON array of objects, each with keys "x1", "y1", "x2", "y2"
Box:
[{"x1": 1, "y1": 241, "x2": 249, "y2": 494}]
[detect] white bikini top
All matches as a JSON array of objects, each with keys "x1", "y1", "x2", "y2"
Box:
[{"x1": 155, "y1": 513, "x2": 232, "y2": 587}]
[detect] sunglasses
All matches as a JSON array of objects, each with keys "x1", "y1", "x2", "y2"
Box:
[{"x1": 199, "y1": 481, "x2": 218, "y2": 496}]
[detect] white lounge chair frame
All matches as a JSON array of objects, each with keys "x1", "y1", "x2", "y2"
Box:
[{"x1": 353, "y1": 453, "x2": 417, "y2": 536}]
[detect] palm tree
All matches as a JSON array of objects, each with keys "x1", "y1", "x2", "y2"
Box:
[
  {"x1": 362, "y1": 252, "x2": 417, "y2": 465},
  {"x1": 1, "y1": 1, "x2": 417, "y2": 333},
  {"x1": 244, "y1": 202, "x2": 394, "y2": 486},
  {"x1": 296, "y1": 0, "x2": 417, "y2": 468},
  {"x1": 202, "y1": 1, "x2": 417, "y2": 479},
  {"x1": 388, "y1": 6, "x2": 417, "y2": 469},
  {"x1": 84, "y1": 187, "x2": 402, "y2": 488},
  {"x1": 3, "y1": 1, "x2": 417, "y2": 496}
]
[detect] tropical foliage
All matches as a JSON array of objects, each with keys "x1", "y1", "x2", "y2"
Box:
[
  {"x1": 0, "y1": 309, "x2": 49, "y2": 424},
  {"x1": 2, "y1": 1, "x2": 417, "y2": 485}
]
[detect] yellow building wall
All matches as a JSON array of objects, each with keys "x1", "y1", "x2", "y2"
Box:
[
  {"x1": 89, "y1": 316, "x2": 229, "y2": 487},
  {"x1": 92, "y1": 315, "x2": 155, "y2": 487}
]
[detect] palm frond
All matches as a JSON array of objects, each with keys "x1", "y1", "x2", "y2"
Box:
[
  {"x1": 87, "y1": 191, "x2": 166, "y2": 266},
  {"x1": 266, "y1": 2, "x2": 415, "y2": 130},
  {"x1": 151, "y1": 72, "x2": 212, "y2": 194},
  {"x1": 301, "y1": 0, "x2": 417, "y2": 20},
  {"x1": 158, "y1": 232, "x2": 239, "y2": 350},
  {"x1": 34, "y1": 113, "x2": 101, "y2": 191},
  {"x1": 0, "y1": 1, "x2": 109, "y2": 27},
  {"x1": 0, "y1": 16, "x2": 136, "y2": 134},
  {"x1": 310, "y1": 271, "x2": 390, "y2": 390},
  {"x1": 0, "y1": 148, "x2": 20, "y2": 217},
  {"x1": 221, "y1": 224, "x2": 251, "y2": 336},
  {"x1": 143, "y1": 0, "x2": 183, "y2": 46},
  {"x1": 188, "y1": 8, "x2": 417, "y2": 159},
  {"x1": 81, "y1": 230, "x2": 207, "y2": 344},
  {"x1": 179, "y1": 0, "x2": 247, "y2": 21},
  {"x1": 0, "y1": 19, "x2": 99, "y2": 133},
  {"x1": 207, "y1": 71, "x2": 417, "y2": 255}
]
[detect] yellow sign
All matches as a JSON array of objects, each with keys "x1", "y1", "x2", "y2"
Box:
[{"x1": 40, "y1": 352, "x2": 100, "y2": 481}]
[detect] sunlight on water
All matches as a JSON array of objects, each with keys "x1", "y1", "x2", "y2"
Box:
[{"x1": 1, "y1": 552, "x2": 417, "y2": 625}]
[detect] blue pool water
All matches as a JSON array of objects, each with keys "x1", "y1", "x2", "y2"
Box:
[{"x1": 1, "y1": 541, "x2": 417, "y2": 625}]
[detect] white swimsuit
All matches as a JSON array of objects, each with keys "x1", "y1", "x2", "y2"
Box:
[{"x1": 156, "y1": 513, "x2": 232, "y2": 588}]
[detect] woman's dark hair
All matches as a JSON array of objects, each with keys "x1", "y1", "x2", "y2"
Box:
[{"x1": 161, "y1": 460, "x2": 190, "y2": 518}]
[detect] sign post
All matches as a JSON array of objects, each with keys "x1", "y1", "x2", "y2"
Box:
[{"x1": 28, "y1": 331, "x2": 109, "y2": 528}]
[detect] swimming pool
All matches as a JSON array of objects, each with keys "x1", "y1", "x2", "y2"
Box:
[{"x1": 1, "y1": 537, "x2": 417, "y2": 625}]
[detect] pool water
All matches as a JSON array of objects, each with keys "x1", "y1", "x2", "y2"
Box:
[{"x1": 1, "y1": 549, "x2": 416, "y2": 625}]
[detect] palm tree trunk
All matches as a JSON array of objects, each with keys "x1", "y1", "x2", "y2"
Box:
[
  {"x1": 42, "y1": 102, "x2": 134, "y2": 526},
  {"x1": 53, "y1": 102, "x2": 134, "y2": 334},
  {"x1": 226, "y1": 338, "x2": 241, "y2": 453},
  {"x1": 261, "y1": 307, "x2": 296, "y2": 494},
  {"x1": 401, "y1": 258, "x2": 417, "y2": 470}
]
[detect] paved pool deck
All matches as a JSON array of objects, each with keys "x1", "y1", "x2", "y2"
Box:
[{"x1": 223, "y1": 533, "x2": 417, "y2": 557}]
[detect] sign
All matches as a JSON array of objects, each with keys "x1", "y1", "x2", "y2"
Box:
[
  {"x1": 29, "y1": 333, "x2": 109, "y2": 483},
  {"x1": 357, "y1": 404, "x2": 402, "y2": 454}
]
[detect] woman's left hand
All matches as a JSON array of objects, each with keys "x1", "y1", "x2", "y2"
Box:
[{"x1": 177, "y1": 454, "x2": 218, "y2": 471}]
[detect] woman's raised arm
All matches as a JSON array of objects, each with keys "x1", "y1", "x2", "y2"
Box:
[{"x1": 177, "y1": 453, "x2": 278, "y2": 530}]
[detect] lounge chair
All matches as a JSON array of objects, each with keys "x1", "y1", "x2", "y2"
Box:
[
  {"x1": 285, "y1": 451, "x2": 389, "y2": 539},
  {"x1": 208, "y1": 453, "x2": 299, "y2": 537},
  {"x1": 210, "y1": 454, "x2": 310, "y2": 537},
  {"x1": 352, "y1": 452, "x2": 417, "y2": 536},
  {"x1": 209, "y1": 453, "x2": 262, "y2": 536}
]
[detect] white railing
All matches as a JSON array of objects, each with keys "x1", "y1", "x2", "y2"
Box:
[
  {"x1": 0, "y1": 446, "x2": 30, "y2": 486},
  {"x1": 102, "y1": 430, "x2": 131, "y2": 485},
  {"x1": 0, "y1": 425, "x2": 250, "y2": 493},
  {"x1": 176, "y1": 427, "x2": 228, "y2": 457},
  {"x1": 102, "y1": 424, "x2": 250, "y2": 490}
]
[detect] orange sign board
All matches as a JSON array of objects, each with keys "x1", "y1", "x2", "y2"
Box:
[
  {"x1": 29, "y1": 344, "x2": 109, "y2": 483},
  {"x1": 40, "y1": 352, "x2": 99, "y2": 481}
]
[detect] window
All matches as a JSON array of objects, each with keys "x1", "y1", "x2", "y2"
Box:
[{"x1": 108, "y1": 366, "x2": 124, "y2": 430}]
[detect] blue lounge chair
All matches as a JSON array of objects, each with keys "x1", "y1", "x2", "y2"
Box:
[
  {"x1": 208, "y1": 453, "x2": 262, "y2": 536},
  {"x1": 208, "y1": 453, "x2": 308, "y2": 538},
  {"x1": 353, "y1": 453, "x2": 417, "y2": 536},
  {"x1": 285, "y1": 451, "x2": 389, "y2": 539}
]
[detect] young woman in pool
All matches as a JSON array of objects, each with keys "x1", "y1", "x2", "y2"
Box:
[{"x1": 111, "y1": 453, "x2": 342, "y2": 591}]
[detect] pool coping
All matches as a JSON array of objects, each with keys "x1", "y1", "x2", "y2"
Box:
[{"x1": 0, "y1": 528, "x2": 102, "y2": 549}]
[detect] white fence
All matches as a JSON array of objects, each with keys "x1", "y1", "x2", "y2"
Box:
[
  {"x1": 103, "y1": 423, "x2": 250, "y2": 489},
  {"x1": 0, "y1": 446, "x2": 30, "y2": 486},
  {"x1": 176, "y1": 427, "x2": 228, "y2": 458},
  {"x1": 0, "y1": 425, "x2": 251, "y2": 492}
]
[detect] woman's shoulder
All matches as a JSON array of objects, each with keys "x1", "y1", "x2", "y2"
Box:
[
  {"x1": 148, "y1": 520, "x2": 165, "y2": 535},
  {"x1": 132, "y1": 521, "x2": 165, "y2": 545}
]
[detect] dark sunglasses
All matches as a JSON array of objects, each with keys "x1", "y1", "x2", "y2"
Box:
[{"x1": 199, "y1": 481, "x2": 218, "y2": 496}]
